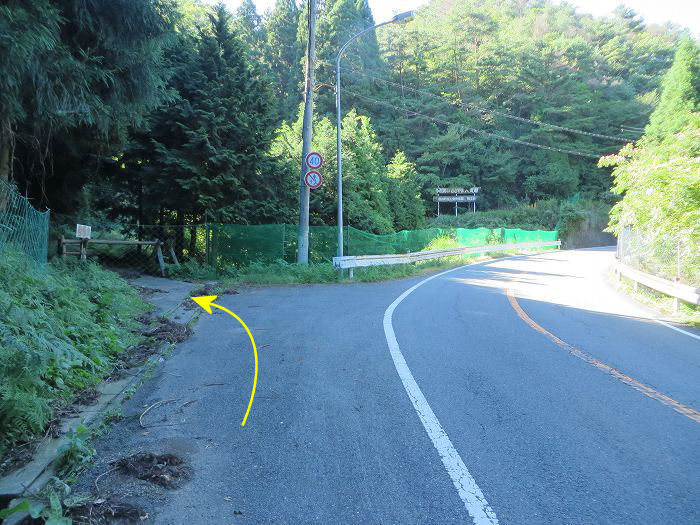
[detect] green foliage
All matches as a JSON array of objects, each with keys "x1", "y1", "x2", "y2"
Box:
[
  {"x1": 56, "y1": 425, "x2": 96, "y2": 479},
  {"x1": 386, "y1": 152, "x2": 426, "y2": 230},
  {"x1": 3, "y1": 0, "x2": 688, "y2": 251},
  {"x1": 604, "y1": 39, "x2": 700, "y2": 247},
  {"x1": 271, "y1": 109, "x2": 397, "y2": 233},
  {"x1": 313, "y1": 0, "x2": 384, "y2": 116},
  {"x1": 2, "y1": 0, "x2": 176, "y2": 204},
  {"x1": 264, "y1": 0, "x2": 303, "y2": 122},
  {"x1": 368, "y1": 0, "x2": 681, "y2": 209},
  {"x1": 428, "y1": 200, "x2": 563, "y2": 230},
  {"x1": 0, "y1": 499, "x2": 45, "y2": 520},
  {"x1": 0, "y1": 252, "x2": 147, "y2": 456},
  {"x1": 105, "y1": 2, "x2": 281, "y2": 226},
  {"x1": 645, "y1": 39, "x2": 700, "y2": 142}
]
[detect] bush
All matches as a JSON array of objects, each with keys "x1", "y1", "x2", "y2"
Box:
[
  {"x1": 427, "y1": 199, "x2": 610, "y2": 248},
  {"x1": 0, "y1": 252, "x2": 148, "y2": 456}
]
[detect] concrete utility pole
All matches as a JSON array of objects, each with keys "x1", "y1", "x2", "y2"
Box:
[{"x1": 297, "y1": 0, "x2": 318, "y2": 264}]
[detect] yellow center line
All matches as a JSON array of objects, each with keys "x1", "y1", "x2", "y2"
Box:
[
  {"x1": 506, "y1": 288, "x2": 700, "y2": 424},
  {"x1": 211, "y1": 303, "x2": 259, "y2": 427}
]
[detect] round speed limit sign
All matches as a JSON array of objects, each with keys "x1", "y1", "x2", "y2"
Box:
[
  {"x1": 304, "y1": 170, "x2": 323, "y2": 190},
  {"x1": 305, "y1": 152, "x2": 324, "y2": 170}
]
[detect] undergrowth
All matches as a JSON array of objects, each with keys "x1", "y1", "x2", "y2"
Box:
[
  {"x1": 0, "y1": 251, "x2": 148, "y2": 457},
  {"x1": 167, "y1": 233, "x2": 556, "y2": 285}
]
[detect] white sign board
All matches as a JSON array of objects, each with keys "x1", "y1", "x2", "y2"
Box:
[
  {"x1": 75, "y1": 224, "x2": 92, "y2": 239},
  {"x1": 436, "y1": 187, "x2": 480, "y2": 194},
  {"x1": 433, "y1": 195, "x2": 476, "y2": 203}
]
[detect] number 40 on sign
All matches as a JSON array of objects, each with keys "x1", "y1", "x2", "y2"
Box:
[{"x1": 306, "y1": 151, "x2": 324, "y2": 170}]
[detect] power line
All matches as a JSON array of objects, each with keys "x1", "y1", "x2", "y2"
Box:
[
  {"x1": 342, "y1": 88, "x2": 607, "y2": 160},
  {"x1": 329, "y1": 60, "x2": 636, "y2": 143}
]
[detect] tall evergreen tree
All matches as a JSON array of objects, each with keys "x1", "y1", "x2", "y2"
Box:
[
  {"x1": 234, "y1": 0, "x2": 266, "y2": 62},
  {"x1": 264, "y1": 0, "x2": 304, "y2": 122},
  {"x1": 644, "y1": 39, "x2": 700, "y2": 142},
  {"x1": 312, "y1": 0, "x2": 385, "y2": 117},
  {"x1": 385, "y1": 151, "x2": 425, "y2": 230},
  {"x1": 0, "y1": 0, "x2": 175, "y2": 208},
  {"x1": 603, "y1": 39, "x2": 700, "y2": 246},
  {"x1": 112, "y1": 2, "x2": 279, "y2": 225}
]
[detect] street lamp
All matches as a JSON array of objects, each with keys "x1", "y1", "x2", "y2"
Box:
[{"x1": 335, "y1": 10, "x2": 415, "y2": 259}]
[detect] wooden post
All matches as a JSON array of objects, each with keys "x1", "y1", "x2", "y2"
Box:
[
  {"x1": 80, "y1": 239, "x2": 87, "y2": 261},
  {"x1": 59, "y1": 236, "x2": 66, "y2": 258},
  {"x1": 155, "y1": 240, "x2": 166, "y2": 276},
  {"x1": 169, "y1": 245, "x2": 180, "y2": 267}
]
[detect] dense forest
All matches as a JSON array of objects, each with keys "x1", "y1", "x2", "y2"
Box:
[{"x1": 0, "y1": 0, "x2": 694, "y2": 234}]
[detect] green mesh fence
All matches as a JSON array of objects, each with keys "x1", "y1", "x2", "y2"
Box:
[
  {"x1": 49, "y1": 215, "x2": 557, "y2": 273},
  {"x1": 0, "y1": 179, "x2": 49, "y2": 265},
  {"x1": 207, "y1": 225, "x2": 558, "y2": 269}
]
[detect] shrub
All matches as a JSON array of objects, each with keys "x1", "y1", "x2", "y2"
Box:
[{"x1": 0, "y1": 252, "x2": 148, "y2": 456}]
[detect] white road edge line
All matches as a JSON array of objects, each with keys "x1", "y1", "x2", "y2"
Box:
[
  {"x1": 654, "y1": 319, "x2": 700, "y2": 341},
  {"x1": 383, "y1": 263, "x2": 499, "y2": 525}
]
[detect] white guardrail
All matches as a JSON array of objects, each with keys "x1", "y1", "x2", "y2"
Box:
[
  {"x1": 333, "y1": 240, "x2": 561, "y2": 276},
  {"x1": 614, "y1": 260, "x2": 700, "y2": 310}
]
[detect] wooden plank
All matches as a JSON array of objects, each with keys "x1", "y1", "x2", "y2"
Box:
[
  {"x1": 169, "y1": 245, "x2": 180, "y2": 267},
  {"x1": 60, "y1": 239, "x2": 158, "y2": 246},
  {"x1": 155, "y1": 240, "x2": 166, "y2": 276}
]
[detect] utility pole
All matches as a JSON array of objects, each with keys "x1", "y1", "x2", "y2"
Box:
[{"x1": 297, "y1": 0, "x2": 317, "y2": 264}]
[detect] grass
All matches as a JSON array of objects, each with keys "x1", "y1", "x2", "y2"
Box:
[
  {"x1": 167, "y1": 234, "x2": 555, "y2": 286},
  {"x1": 0, "y1": 251, "x2": 149, "y2": 457}
]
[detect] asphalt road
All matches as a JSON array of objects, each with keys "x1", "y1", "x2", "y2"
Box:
[{"x1": 84, "y1": 247, "x2": 700, "y2": 524}]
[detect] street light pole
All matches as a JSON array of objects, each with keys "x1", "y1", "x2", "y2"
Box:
[{"x1": 335, "y1": 10, "x2": 414, "y2": 260}]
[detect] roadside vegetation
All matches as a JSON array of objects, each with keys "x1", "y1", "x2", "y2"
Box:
[
  {"x1": 4, "y1": 0, "x2": 684, "y2": 239},
  {"x1": 0, "y1": 252, "x2": 148, "y2": 458},
  {"x1": 611, "y1": 270, "x2": 700, "y2": 327},
  {"x1": 602, "y1": 38, "x2": 700, "y2": 313},
  {"x1": 167, "y1": 233, "x2": 555, "y2": 286}
]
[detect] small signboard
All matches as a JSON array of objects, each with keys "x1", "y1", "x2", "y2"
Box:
[
  {"x1": 75, "y1": 224, "x2": 92, "y2": 239},
  {"x1": 433, "y1": 195, "x2": 476, "y2": 203},
  {"x1": 306, "y1": 152, "x2": 324, "y2": 170},
  {"x1": 304, "y1": 171, "x2": 323, "y2": 190},
  {"x1": 436, "y1": 187, "x2": 480, "y2": 194}
]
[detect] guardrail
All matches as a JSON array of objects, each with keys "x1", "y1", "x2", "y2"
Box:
[
  {"x1": 333, "y1": 240, "x2": 561, "y2": 277},
  {"x1": 614, "y1": 260, "x2": 700, "y2": 312}
]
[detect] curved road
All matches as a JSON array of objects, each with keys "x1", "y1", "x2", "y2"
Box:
[{"x1": 88, "y1": 247, "x2": 699, "y2": 524}]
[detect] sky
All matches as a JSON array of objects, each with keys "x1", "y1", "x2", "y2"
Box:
[{"x1": 214, "y1": 0, "x2": 700, "y2": 36}]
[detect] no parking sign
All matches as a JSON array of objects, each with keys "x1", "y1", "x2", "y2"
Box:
[{"x1": 304, "y1": 171, "x2": 323, "y2": 190}]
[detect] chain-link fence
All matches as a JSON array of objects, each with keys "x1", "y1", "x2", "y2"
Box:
[
  {"x1": 51, "y1": 215, "x2": 558, "y2": 276},
  {"x1": 0, "y1": 179, "x2": 49, "y2": 265},
  {"x1": 617, "y1": 228, "x2": 700, "y2": 287}
]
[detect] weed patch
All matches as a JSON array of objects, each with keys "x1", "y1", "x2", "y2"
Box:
[{"x1": 0, "y1": 251, "x2": 149, "y2": 459}]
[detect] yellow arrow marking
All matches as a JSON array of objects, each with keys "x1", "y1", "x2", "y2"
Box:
[{"x1": 191, "y1": 295, "x2": 258, "y2": 426}]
